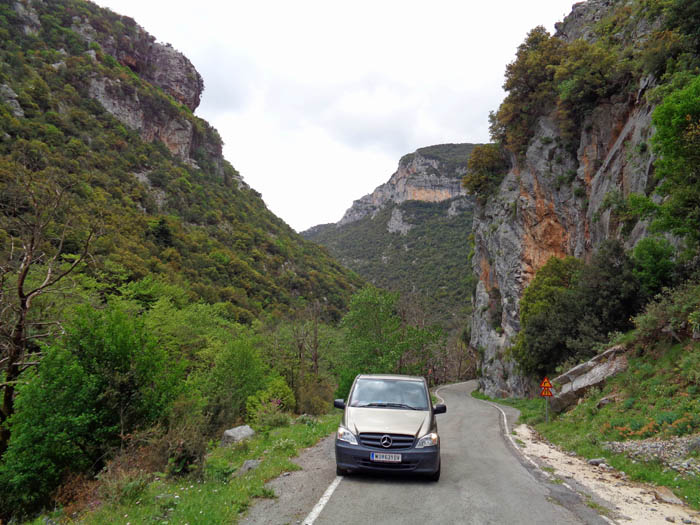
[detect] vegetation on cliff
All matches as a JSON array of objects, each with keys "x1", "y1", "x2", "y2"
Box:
[
  {"x1": 484, "y1": 0, "x2": 700, "y2": 381},
  {"x1": 461, "y1": 143, "x2": 510, "y2": 202}
]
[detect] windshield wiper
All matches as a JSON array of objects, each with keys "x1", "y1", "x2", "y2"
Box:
[
  {"x1": 386, "y1": 403, "x2": 419, "y2": 410},
  {"x1": 357, "y1": 402, "x2": 418, "y2": 410}
]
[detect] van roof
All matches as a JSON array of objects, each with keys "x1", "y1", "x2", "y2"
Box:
[{"x1": 355, "y1": 374, "x2": 425, "y2": 382}]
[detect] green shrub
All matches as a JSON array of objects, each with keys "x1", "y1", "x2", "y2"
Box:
[
  {"x1": 461, "y1": 143, "x2": 510, "y2": 201},
  {"x1": 204, "y1": 327, "x2": 267, "y2": 428},
  {"x1": 651, "y1": 73, "x2": 700, "y2": 248},
  {"x1": 513, "y1": 241, "x2": 641, "y2": 376},
  {"x1": 297, "y1": 375, "x2": 334, "y2": 416},
  {"x1": 0, "y1": 302, "x2": 181, "y2": 517},
  {"x1": 632, "y1": 237, "x2": 677, "y2": 298},
  {"x1": 246, "y1": 376, "x2": 295, "y2": 429},
  {"x1": 158, "y1": 394, "x2": 208, "y2": 477},
  {"x1": 632, "y1": 281, "x2": 700, "y2": 343}
]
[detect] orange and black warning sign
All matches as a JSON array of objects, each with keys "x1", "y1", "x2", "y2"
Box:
[{"x1": 540, "y1": 377, "x2": 553, "y2": 397}]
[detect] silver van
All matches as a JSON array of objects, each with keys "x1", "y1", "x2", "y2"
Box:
[{"x1": 334, "y1": 374, "x2": 446, "y2": 481}]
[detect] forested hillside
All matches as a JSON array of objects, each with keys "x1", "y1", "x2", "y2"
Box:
[
  {"x1": 0, "y1": 0, "x2": 361, "y2": 325},
  {"x1": 0, "y1": 0, "x2": 372, "y2": 519}
]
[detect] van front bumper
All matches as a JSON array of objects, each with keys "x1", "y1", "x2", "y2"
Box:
[{"x1": 335, "y1": 439, "x2": 440, "y2": 474}]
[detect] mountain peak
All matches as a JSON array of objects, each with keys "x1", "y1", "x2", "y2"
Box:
[{"x1": 337, "y1": 143, "x2": 477, "y2": 226}]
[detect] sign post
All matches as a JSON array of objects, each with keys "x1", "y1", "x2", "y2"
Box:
[{"x1": 540, "y1": 377, "x2": 553, "y2": 423}]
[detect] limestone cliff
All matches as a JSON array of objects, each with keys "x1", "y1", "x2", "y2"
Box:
[
  {"x1": 11, "y1": 0, "x2": 223, "y2": 171},
  {"x1": 339, "y1": 144, "x2": 475, "y2": 225},
  {"x1": 471, "y1": 0, "x2": 660, "y2": 397}
]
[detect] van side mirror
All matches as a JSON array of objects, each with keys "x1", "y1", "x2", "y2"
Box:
[
  {"x1": 334, "y1": 399, "x2": 346, "y2": 409},
  {"x1": 433, "y1": 404, "x2": 446, "y2": 414}
]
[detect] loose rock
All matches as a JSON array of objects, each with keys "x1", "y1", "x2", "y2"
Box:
[
  {"x1": 236, "y1": 459, "x2": 261, "y2": 476},
  {"x1": 654, "y1": 487, "x2": 684, "y2": 506},
  {"x1": 222, "y1": 425, "x2": 255, "y2": 446}
]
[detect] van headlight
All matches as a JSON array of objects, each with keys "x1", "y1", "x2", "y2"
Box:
[
  {"x1": 415, "y1": 432, "x2": 439, "y2": 448},
  {"x1": 337, "y1": 426, "x2": 358, "y2": 445}
]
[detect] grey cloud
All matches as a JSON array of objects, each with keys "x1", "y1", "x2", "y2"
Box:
[{"x1": 192, "y1": 47, "x2": 259, "y2": 113}]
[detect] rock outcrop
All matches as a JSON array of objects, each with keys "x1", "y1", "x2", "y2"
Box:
[
  {"x1": 549, "y1": 345, "x2": 628, "y2": 412},
  {"x1": 471, "y1": 0, "x2": 661, "y2": 397},
  {"x1": 12, "y1": 1, "x2": 209, "y2": 163},
  {"x1": 0, "y1": 84, "x2": 24, "y2": 117},
  {"x1": 87, "y1": 77, "x2": 195, "y2": 159},
  {"x1": 69, "y1": 13, "x2": 203, "y2": 111},
  {"x1": 339, "y1": 144, "x2": 474, "y2": 226}
]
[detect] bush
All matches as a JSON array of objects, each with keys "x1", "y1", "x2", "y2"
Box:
[
  {"x1": 461, "y1": 144, "x2": 510, "y2": 201},
  {"x1": 204, "y1": 327, "x2": 267, "y2": 429},
  {"x1": 651, "y1": 73, "x2": 700, "y2": 248},
  {"x1": 632, "y1": 281, "x2": 700, "y2": 344},
  {"x1": 512, "y1": 241, "x2": 642, "y2": 376},
  {"x1": 632, "y1": 237, "x2": 677, "y2": 298},
  {"x1": 0, "y1": 346, "x2": 99, "y2": 518},
  {"x1": 156, "y1": 394, "x2": 208, "y2": 477},
  {"x1": 0, "y1": 303, "x2": 182, "y2": 518},
  {"x1": 246, "y1": 376, "x2": 295, "y2": 429},
  {"x1": 297, "y1": 375, "x2": 334, "y2": 416}
]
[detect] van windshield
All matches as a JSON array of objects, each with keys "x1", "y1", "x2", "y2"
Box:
[{"x1": 349, "y1": 378, "x2": 429, "y2": 410}]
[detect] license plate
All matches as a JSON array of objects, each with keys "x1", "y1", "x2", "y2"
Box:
[{"x1": 370, "y1": 452, "x2": 401, "y2": 463}]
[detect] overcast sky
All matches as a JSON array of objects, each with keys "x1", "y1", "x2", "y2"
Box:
[{"x1": 95, "y1": 0, "x2": 575, "y2": 232}]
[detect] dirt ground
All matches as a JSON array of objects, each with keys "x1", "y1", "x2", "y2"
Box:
[{"x1": 514, "y1": 423, "x2": 700, "y2": 525}]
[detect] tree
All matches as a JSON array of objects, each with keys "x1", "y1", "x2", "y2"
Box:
[
  {"x1": 0, "y1": 166, "x2": 96, "y2": 456},
  {"x1": 518, "y1": 256, "x2": 583, "y2": 327},
  {"x1": 632, "y1": 237, "x2": 676, "y2": 299},
  {"x1": 651, "y1": 74, "x2": 700, "y2": 249},
  {"x1": 512, "y1": 242, "x2": 642, "y2": 376},
  {"x1": 337, "y1": 286, "x2": 444, "y2": 396},
  {"x1": 340, "y1": 286, "x2": 405, "y2": 387},
  {"x1": 511, "y1": 256, "x2": 583, "y2": 376},
  {"x1": 461, "y1": 144, "x2": 510, "y2": 202},
  {"x1": 491, "y1": 26, "x2": 566, "y2": 154}
]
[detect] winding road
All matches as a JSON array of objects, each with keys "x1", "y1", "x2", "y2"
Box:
[{"x1": 243, "y1": 381, "x2": 610, "y2": 525}]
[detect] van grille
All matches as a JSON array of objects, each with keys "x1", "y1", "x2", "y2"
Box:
[{"x1": 359, "y1": 433, "x2": 415, "y2": 449}]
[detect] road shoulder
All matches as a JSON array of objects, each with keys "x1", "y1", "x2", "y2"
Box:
[
  {"x1": 512, "y1": 423, "x2": 700, "y2": 524},
  {"x1": 240, "y1": 434, "x2": 337, "y2": 525}
]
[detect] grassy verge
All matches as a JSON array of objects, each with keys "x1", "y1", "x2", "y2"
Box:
[
  {"x1": 471, "y1": 343, "x2": 700, "y2": 510},
  {"x1": 34, "y1": 412, "x2": 341, "y2": 525}
]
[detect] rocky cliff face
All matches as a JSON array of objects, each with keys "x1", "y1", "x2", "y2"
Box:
[
  {"x1": 471, "y1": 0, "x2": 659, "y2": 397},
  {"x1": 12, "y1": 0, "x2": 213, "y2": 166},
  {"x1": 339, "y1": 144, "x2": 474, "y2": 226}
]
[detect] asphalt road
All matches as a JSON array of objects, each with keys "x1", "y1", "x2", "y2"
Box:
[{"x1": 310, "y1": 381, "x2": 608, "y2": 525}]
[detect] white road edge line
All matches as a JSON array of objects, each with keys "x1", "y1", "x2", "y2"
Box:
[
  {"x1": 302, "y1": 475, "x2": 342, "y2": 525},
  {"x1": 478, "y1": 397, "x2": 617, "y2": 525}
]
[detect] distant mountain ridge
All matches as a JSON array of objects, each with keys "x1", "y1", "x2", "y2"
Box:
[
  {"x1": 303, "y1": 143, "x2": 479, "y2": 328},
  {"x1": 337, "y1": 143, "x2": 475, "y2": 225}
]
